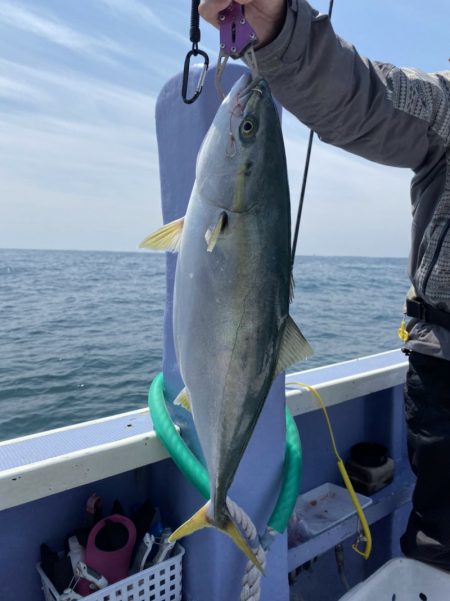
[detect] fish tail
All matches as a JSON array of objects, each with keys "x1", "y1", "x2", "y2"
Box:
[{"x1": 168, "y1": 500, "x2": 263, "y2": 572}]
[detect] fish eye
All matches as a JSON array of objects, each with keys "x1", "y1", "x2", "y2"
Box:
[{"x1": 239, "y1": 116, "x2": 258, "y2": 140}]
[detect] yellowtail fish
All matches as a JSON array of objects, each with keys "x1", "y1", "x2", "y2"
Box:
[{"x1": 140, "y1": 73, "x2": 312, "y2": 568}]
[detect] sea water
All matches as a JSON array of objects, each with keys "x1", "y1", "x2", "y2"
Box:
[{"x1": 0, "y1": 249, "x2": 409, "y2": 441}]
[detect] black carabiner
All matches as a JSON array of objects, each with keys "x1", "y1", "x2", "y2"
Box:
[
  {"x1": 182, "y1": 47, "x2": 209, "y2": 104},
  {"x1": 181, "y1": 0, "x2": 209, "y2": 104}
]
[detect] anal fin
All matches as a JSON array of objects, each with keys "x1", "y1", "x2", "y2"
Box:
[{"x1": 173, "y1": 387, "x2": 192, "y2": 413}]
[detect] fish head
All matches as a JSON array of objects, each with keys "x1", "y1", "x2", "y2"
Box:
[{"x1": 196, "y1": 74, "x2": 284, "y2": 213}]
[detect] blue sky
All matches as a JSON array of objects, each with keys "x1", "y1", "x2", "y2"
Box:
[{"x1": 0, "y1": 0, "x2": 449, "y2": 256}]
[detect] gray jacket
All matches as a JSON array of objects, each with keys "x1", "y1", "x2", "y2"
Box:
[{"x1": 256, "y1": 0, "x2": 450, "y2": 359}]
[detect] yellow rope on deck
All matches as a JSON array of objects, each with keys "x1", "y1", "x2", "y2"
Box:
[{"x1": 287, "y1": 381, "x2": 372, "y2": 560}]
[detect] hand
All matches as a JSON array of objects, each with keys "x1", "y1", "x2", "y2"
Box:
[{"x1": 199, "y1": 0, "x2": 286, "y2": 48}]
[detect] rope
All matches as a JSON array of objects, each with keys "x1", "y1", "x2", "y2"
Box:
[
  {"x1": 226, "y1": 498, "x2": 267, "y2": 601},
  {"x1": 287, "y1": 382, "x2": 372, "y2": 559}
]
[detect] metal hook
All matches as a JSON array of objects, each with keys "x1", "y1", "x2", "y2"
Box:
[
  {"x1": 215, "y1": 52, "x2": 229, "y2": 100},
  {"x1": 182, "y1": 47, "x2": 209, "y2": 105}
]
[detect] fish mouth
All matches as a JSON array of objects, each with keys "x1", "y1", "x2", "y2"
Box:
[
  {"x1": 228, "y1": 74, "x2": 268, "y2": 111},
  {"x1": 227, "y1": 72, "x2": 252, "y2": 102},
  {"x1": 240, "y1": 76, "x2": 268, "y2": 100}
]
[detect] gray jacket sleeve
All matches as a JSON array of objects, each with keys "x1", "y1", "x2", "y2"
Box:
[{"x1": 255, "y1": 0, "x2": 450, "y2": 170}]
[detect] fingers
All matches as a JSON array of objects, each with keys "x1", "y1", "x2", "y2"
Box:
[
  {"x1": 199, "y1": 0, "x2": 254, "y2": 25},
  {"x1": 199, "y1": 0, "x2": 284, "y2": 48},
  {"x1": 199, "y1": 0, "x2": 232, "y2": 25}
]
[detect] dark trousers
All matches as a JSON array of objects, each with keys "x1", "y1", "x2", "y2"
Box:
[{"x1": 400, "y1": 351, "x2": 450, "y2": 569}]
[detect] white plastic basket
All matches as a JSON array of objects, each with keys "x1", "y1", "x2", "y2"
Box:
[{"x1": 37, "y1": 544, "x2": 184, "y2": 601}]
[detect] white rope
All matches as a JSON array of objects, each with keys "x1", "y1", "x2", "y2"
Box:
[{"x1": 226, "y1": 498, "x2": 268, "y2": 601}]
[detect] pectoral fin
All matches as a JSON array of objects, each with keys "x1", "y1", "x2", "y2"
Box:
[
  {"x1": 205, "y1": 211, "x2": 227, "y2": 252},
  {"x1": 173, "y1": 387, "x2": 192, "y2": 412},
  {"x1": 275, "y1": 316, "x2": 313, "y2": 375},
  {"x1": 139, "y1": 217, "x2": 185, "y2": 253}
]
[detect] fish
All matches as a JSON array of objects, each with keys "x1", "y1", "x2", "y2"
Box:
[{"x1": 140, "y1": 73, "x2": 312, "y2": 568}]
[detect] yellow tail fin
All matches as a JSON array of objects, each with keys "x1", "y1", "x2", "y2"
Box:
[{"x1": 168, "y1": 501, "x2": 263, "y2": 572}]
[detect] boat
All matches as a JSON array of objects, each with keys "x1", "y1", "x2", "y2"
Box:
[
  {"x1": 1, "y1": 65, "x2": 447, "y2": 601},
  {"x1": 0, "y1": 346, "x2": 416, "y2": 600}
]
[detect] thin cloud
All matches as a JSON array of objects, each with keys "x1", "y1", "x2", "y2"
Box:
[
  {"x1": 97, "y1": 0, "x2": 187, "y2": 45},
  {"x1": 0, "y1": 58, "x2": 156, "y2": 125},
  {"x1": 0, "y1": 1, "x2": 130, "y2": 59},
  {"x1": 0, "y1": 75, "x2": 48, "y2": 102},
  {"x1": 96, "y1": 0, "x2": 217, "y2": 56},
  {"x1": 283, "y1": 118, "x2": 411, "y2": 257},
  {"x1": 0, "y1": 109, "x2": 161, "y2": 251}
]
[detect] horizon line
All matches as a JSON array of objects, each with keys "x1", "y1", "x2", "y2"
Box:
[{"x1": 0, "y1": 247, "x2": 409, "y2": 260}]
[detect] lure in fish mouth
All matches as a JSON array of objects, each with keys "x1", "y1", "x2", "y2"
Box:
[{"x1": 141, "y1": 73, "x2": 312, "y2": 570}]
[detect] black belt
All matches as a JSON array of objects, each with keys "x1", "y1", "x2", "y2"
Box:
[{"x1": 406, "y1": 298, "x2": 450, "y2": 330}]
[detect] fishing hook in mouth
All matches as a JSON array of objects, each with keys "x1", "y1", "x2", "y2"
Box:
[
  {"x1": 237, "y1": 78, "x2": 264, "y2": 102},
  {"x1": 226, "y1": 133, "x2": 237, "y2": 157}
]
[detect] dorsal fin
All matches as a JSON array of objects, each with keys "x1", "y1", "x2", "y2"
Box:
[
  {"x1": 275, "y1": 316, "x2": 313, "y2": 376},
  {"x1": 139, "y1": 217, "x2": 185, "y2": 253}
]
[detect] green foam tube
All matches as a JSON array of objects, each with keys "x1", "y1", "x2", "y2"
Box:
[
  {"x1": 148, "y1": 372, "x2": 302, "y2": 534},
  {"x1": 267, "y1": 407, "x2": 302, "y2": 533}
]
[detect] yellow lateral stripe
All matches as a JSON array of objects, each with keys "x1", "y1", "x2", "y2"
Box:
[{"x1": 232, "y1": 170, "x2": 245, "y2": 212}]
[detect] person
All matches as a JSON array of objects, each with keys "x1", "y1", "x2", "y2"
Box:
[{"x1": 200, "y1": 0, "x2": 450, "y2": 569}]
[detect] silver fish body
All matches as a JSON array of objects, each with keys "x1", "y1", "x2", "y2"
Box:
[
  {"x1": 176, "y1": 75, "x2": 292, "y2": 521},
  {"x1": 141, "y1": 74, "x2": 311, "y2": 563}
]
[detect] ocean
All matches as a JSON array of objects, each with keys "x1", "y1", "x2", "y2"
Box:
[{"x1": 0, "y1": 248, "x2": 409, "y2": 442}]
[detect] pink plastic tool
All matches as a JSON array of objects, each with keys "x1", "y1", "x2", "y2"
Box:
[{"x1": 85, "y1": 514, "x2": 137, "y2": 585}]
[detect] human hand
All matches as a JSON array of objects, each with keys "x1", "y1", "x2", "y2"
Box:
[{"x1": 199, "y1": 0, "x2": 286, "y2": 48}]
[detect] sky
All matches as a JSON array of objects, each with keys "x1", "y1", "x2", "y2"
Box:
[{"x1": 0, "y1": 0, "x2": 449, "y2": 257}]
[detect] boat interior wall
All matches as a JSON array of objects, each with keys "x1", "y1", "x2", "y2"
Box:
[
  {"x1": 0, "y1": 457, "x2": 214, "y2": 601},
  {"x1": 291, "y1": 380, "x2": 413, "y2": 565},
  {"x1": 0, "y1": 350, "x2": 414, "y2": 601}
]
